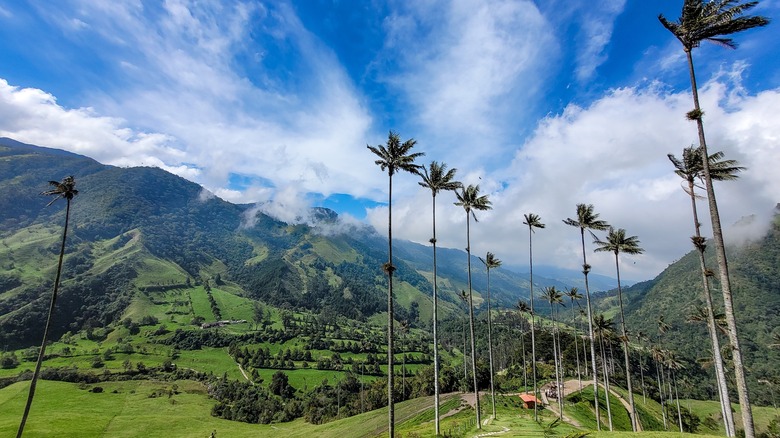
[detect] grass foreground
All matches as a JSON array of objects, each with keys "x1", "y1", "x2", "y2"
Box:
[{"x1": 1, "y1": 378, "x2": 772, "y2": 437}]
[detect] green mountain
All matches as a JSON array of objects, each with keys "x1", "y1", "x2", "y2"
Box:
[
  {"x1": 0, "y1": 137, "x2": 566, "y2": 350},
  {"x1": 609, "y1": 209, "x2": 780, "y2": 407}
]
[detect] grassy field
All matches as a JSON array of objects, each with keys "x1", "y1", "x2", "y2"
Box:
[
  {"x1": 0, "y1": 380, "x2": 464, "y2": 438},
  {"x1": 683, "y1": 398, "x2": 780, "y2": 436},
  {"x1": 2, "y1": 377, "x2": 756, "y2": 438}
]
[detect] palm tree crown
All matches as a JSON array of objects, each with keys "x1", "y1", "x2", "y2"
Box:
[
  {"x1": 42, "y1": 176, "x2": 78, "y2": 206},
  {"x1": 516, "y1": 300, "x2": 532, "y2": 315},
  {"x1": 593, "y1": 227, "x2": 644, "y2": 257},
  {"x1": 563, "y1": 204, "x2": 609, "y2": 236},
  {"x1": 455, "y1": 184, "x2": 492, "y2": 222},
  {"x1": 565, "y1": 287, "x2": 583, "y2": 303},
  {"x1": 481, "y1": 252, "x2": 502, "y2": 270},
  {"x1": 668, "y1": 146, "x2": 745, "y2": 191},
  {"x1": 659, "y1": 0, "x2": 769, "y2": 51},
  {"x1": 419, "y1": 161, "x2": 461, "y2": 197},
  {"x1": 367, "y1": 131, "x2": 424, "y2": 177},
  {"x1": 523, "y1": 213, "x2": 545, "y2": 231}
]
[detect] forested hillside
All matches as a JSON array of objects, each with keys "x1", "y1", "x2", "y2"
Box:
[{"x1": 617, "y1": 209, "x2": 780, "y2": 407}]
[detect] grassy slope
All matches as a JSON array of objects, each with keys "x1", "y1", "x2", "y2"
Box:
[
  {"x1": 2, "y1": 377, "x2": 758, "y2": 437},
  {"x1": 0, "y1": 380, "x2": 465, "y2": 438}
]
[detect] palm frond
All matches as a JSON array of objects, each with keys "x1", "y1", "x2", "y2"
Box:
[{"x1": 42, "y1": 176, "x2": 78, "y2": 207}]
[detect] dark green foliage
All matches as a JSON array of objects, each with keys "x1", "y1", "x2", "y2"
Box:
[
  {"x1": 0, "y1": 351, "x2": 19, "y2": 369},
  {"x1": 666, "y1": 404, "x2": 700, "y2": 433},
  {"x1": 622, "y1": 213, "x2": 780, "y2": 405},
  {"x1": 765, "y1": 415, "x2": 780, "y2": 438},
  {"x1": 0, "y1": 273, "x2": 22, "y2": 294},
  {"x1": 0, "y1": 260, "x2": 135, "y2": 350},
  {"x1": 269, "y1": 371, "x2": 295, "y2": 399}
]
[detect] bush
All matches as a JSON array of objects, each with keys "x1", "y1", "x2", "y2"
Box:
[{"x1": 0, "y1": 352, "x2": 19, "y2": 369}]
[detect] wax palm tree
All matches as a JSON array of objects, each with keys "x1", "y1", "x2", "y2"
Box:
[
  {"x1": 669, "y1": 146, "x2": 743, "y2": 436},
  {"x1": 479, "y1": 251, "x2": 502, "y2": 420},
  {"x1": 664, "y1": 351, "x2": 686, "y2": 433},
  {"x1": 367, "y1": 131, "x2": 424, "y2": 436},
  {"x1": 563, "y1": 204, "x2": 609, "y2": 430},
  {"x1": 18, "y1": 176, "x2": 79, "y2": 438},
  {"x1": 523, "y1": 213, "x2": 545, "y2": 421},
  {"x1": 594, "y1": 314, "x2": 615, "y2": 431},
  {"x1": 565, "y1": 287, "x2": 584, "y2": 392},
  {"x1": 580, "y1": 308, "x2": 590, "y2": 380},
  {"x1": 594, "y1": 227, "x2": 643, "y2": 432},
  {"x1": 517, "y1": 299, "x2": 535, "y2": 404},
  {"x1": 418, "y1": 161, "x2": 460, "y2": 435},
  {"x1": 400, "y1": 319, "x2": 410, "y2": 399},
  {"x1": 651, "y1": 345, "x2": 669, "y2": 429},
  {"x1": 543, "y1": 286, "x2": 565, "y2": 419},
  {"x1": 659, "y1": 4, "x2": 769, "y2": 435},
  {"x1": 635, "y1": 331, "x2": 650, "y2": 404},
  {"x1": 455, "y1": 184, "x2": 491, "y2": 429}
]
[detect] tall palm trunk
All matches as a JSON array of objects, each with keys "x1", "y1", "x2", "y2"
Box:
[
  {"x1": 17, "y1": 198, "x2": 72, "y2": 437},
  {"x1": 528, "y1": 228, "x2": 539, "y2": 422},
  {"x1": 580, "y1": 229, "x2": 601, "y2": 429},
  {"x1": 687, "y1": 178, "x2": 735, "y2": 436},
  {"x1": 486, "y1": 268, "x2": 496, "y2": 419},
  {"x1": 599, "y1": 330, "x2": 614, "y2": 430},
  {"x1": 656, "y1": 358, "x2": 668, "y2": 429},
  {"x1": 673, "y1": 368, "x2": 683, "y2": 433},
  {"x1": 466, "y1": 216, "x2": 481, "y2": 428},
  {"x1": 552, "y1": 306, "x2": 563, "y2": 419},
  {"x1": 386, "y1": 174, "x2": 396, "y2": 437},
  {"x1": 430, "y1": 194, "x2": 442, "y2": 436},
  {"x1": 582, "y1": 319, "x2": 589, "y2": 380},
  {"x1": 639, "y1": 351, "x2": 647, "y2": 405},
  {"x1": 614, "y1": 255, "x2": 639, "y2": 432},
  {"x1": 521, "y1": 329, "x2": 528, "y2": 390},
  {"x1": 570, "y1": 304, "x2": 583, "y2": 392},
  {"x1": 686, "y1": 49, "x2": 754, "y2": 437},
  {"x1": 463, "y1": 322, "x2": 468, "y2": 382}
]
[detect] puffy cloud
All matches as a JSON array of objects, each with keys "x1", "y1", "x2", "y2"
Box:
[
  {"x1": 0, "y1": 79, "x2": 198, "y2": 179},
  {"x1": 381, "y1": 73, "x2": 780, "y2": 281}
]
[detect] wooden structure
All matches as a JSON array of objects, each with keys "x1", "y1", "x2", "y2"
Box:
[{"x1": 519, "y1": 393, "x2": 541, "y2": 409}]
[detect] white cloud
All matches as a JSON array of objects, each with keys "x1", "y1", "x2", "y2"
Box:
[
  {"x1": 0, "y1": 79, "x2": 200, "y2": 179},
  {"x1": 572, "y1": 0, "x2": 627, "y2": 82},
  {"x1": 1, "y1": 1, "x2": 375, "y2": 203},
  {"x1": 377, "y1": 0, "x2": 555, "y2": 165},
  {"x1": 381, "y1": 74, "x2": 780, "y2": 281}
]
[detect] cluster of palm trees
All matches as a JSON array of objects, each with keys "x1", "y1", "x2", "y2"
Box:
[
  {"x1": 369, "y1": 131, "x2": 498, "y2": 433},
  {"x1": 368, "y1": 131, "x2": 646, "y2": 434},
  {"x1": 660, "y1": 1, "x2": 768, "y2": 437},
  {"x1": 367, "y1": 1, "x2": 769, "y2": 436}
]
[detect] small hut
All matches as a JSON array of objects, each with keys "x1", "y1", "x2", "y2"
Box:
[{"x1": 519, "y1": 393, "x2": 541, "y2": 409}]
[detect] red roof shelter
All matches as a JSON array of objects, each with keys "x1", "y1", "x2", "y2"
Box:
[{"x1": 519, "y1": 393, "x2": 541, "y2": 409}]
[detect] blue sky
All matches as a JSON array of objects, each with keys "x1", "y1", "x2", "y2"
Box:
[{"x1": 1, "y1": 0, "x2": 779, "y2": 281}]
